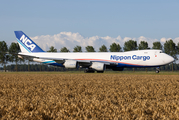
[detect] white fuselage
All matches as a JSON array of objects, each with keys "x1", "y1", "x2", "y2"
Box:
[{"x1": 19, "y1": 50, "x2": 174, "y2": 67}]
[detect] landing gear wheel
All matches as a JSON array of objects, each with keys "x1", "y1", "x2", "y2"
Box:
[{"x1": 155, "y1": 67, "x2": 160, "y2": 73}]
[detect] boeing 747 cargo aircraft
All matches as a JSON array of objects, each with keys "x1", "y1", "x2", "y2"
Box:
[{"x1": 15, "y1": 31, "x2": 174, "y2": 73}]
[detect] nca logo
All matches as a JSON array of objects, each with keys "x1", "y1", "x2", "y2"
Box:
[{"x1": 20, "y1": 35, "x2": 36, "y2": 51}]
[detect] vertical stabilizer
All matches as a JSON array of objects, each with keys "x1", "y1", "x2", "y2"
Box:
[{"x1": 14, "y1": 31, "x2": 44, "y2": 53}]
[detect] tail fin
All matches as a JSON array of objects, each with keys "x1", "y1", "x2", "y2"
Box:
[{"x1": 14, "y1": 31, "x2": 44, "y2": 53}]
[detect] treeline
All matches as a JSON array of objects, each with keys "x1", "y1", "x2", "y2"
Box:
[
  {"x1": 0, "y1": 39, "x2": 179, "y2": 72},
  {"x1": 0, "y1": 64, "x2": 64, "y2": 72},
  {"x1": 1, "y1": 63, "x2": 179, "y2": 72}
]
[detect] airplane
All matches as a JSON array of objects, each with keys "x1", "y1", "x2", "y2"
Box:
[{"x1": 14, "y1": 31, "x2": 174, "y2": 73}]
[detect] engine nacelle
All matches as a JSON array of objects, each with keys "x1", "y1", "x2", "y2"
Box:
[
  {"x1": 90, "y1": 62, "x2": 105, "y2": 71},
  {"x1": 63, "y1": 60, "x2": 78, "y2": 69}
]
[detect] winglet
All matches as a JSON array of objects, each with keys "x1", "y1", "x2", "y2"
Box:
[{"x1": 14, "y1": 31, "x2": 44, "y2": 53}]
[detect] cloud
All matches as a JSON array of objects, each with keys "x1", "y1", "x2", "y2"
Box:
[
  {"x1": 160, "y1": 37, "x2": 167, "y2": 43},
  {"x1": 123, "y1": 37, "x2": 132, "y2": 42},
  {"x1": 174, "y1": 37, "x2": 179, "y2": 45},
  {"x1": 30, "y1": 32, "x2": 179, "y2": 52},
  {"x1": 137, "y1": 36, "x2": 159, "y2": 47}
]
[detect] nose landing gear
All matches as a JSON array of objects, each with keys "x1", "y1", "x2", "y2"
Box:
[{"x1": 156, "y1": 67, "x2": 160, "y2": 73}]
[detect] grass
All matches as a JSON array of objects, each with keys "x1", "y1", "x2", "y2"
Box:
[{"x1": 0, "y1": 73, "x2": 179, "y2": 119}]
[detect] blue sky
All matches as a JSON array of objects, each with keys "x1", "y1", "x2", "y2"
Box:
[{"x1": 0, "y1": 0, "x2": 179, "y2": 47}]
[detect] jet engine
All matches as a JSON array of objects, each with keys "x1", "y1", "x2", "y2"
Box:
[
  {"x1": 63, "y1": 60, "x2": 78, "y2": 68},
  {"x1": 90, "y1": 62, "x2": 105, "y2": 71}
]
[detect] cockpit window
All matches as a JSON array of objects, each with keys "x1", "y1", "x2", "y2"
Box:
[{"x1": 160, "y1": 51, "x2": 162, "y2": 53}]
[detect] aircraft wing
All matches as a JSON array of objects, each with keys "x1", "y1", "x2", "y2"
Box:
[
  {"x1": 39, "y1": 57, "x2": 111, "y2": 66},
  {"x1": 18, "y1": 51, "x2": 116, "y2": 71},
  {"x1": 38, "y1": 57, "x2": 65, "y2": 63}
]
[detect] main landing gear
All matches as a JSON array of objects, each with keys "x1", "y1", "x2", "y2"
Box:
[
  {"x1": 84, "y1": 68, "x2": 95, "y2": 73},
  {"x1": 156, "y1": 67, "x2": 160, "y2": 73}
]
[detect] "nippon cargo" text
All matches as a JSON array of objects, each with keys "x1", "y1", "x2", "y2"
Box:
[{"x1": 110, "y1": 55, "x2": 150, "y2": 61}]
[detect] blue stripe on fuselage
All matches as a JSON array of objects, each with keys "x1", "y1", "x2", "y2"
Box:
[
  {"x1": 42, "y1": 61, "x2": 64, "y2": 67},
  {"x1": 116, "y1": 63, "x2": 158, "y2": 68},
  {"x1": 48, "y1": 63, "x2": 64, "y2": 67}
]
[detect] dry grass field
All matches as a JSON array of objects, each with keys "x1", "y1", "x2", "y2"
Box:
[{"x1": 0, "y1": 72, "x2": 179, "y2": 119}]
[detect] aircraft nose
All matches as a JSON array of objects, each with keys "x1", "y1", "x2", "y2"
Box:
[
  {"x1": 170, "y1": 56, "x2": 175, "y2": 62},
  {"x1": 167, "y1": 55, "x2": 175, "y2": 63}
]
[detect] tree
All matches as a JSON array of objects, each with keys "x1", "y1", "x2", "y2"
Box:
[
  {"x1": 99, "y1": 45, "x2": 108, "y2": 52},
  {"x1": 109, "y1": 43, "x2": 122, "y2": 52},
  {"x1": 152, "y1": 42, "x2": 162, "y2": 50},
  {"x1": 85, "y1": 46, "x2": 95, "y2": 52},
  {"x1": 164, "y1": 39, "x2": 178, "y2": 72},
  {"x1": 0, "y1": 41, "x2": 9, "y2": 72},
  {"x1": 138, "y1": 41, "x2": 149, "y2": 50},
  {"x1": 123, "y1": 40, "x2": 137, "y2": 51},
  {"x1": 164, "y1": 39, "x2": 177, "y2": 60},
  {"x1": 9, "y1": 42, "x2": 21, "y2": 71},
  {"x1": 47, "y1": 46, "x2": 57, "y2": 52},
  {"x1": 73, "y1": 45, "x2": 82, "y2": 52},
  {"x1": 60, "y1": 47, "x2": 70, "y2": 52}
]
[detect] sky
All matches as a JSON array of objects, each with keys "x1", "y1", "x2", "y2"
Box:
[{"x1": 0, "y1": 0, "x2": 179, "y2": 52}]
